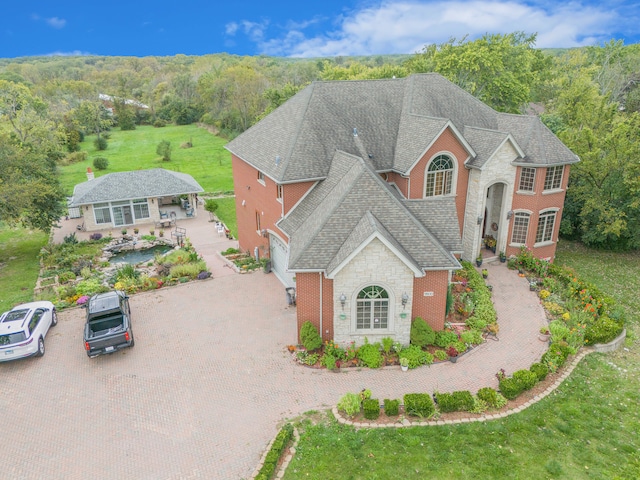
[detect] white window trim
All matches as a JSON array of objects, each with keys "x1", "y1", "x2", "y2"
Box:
[
  {"x1": 543, "y1": 166, "x2": 564, "y2": 193},
  {"x1": 423, "y1": 152, "x2": 457, "y2": 198},
  {"x1": 533, "y1": 208, "x2": 560, "y2": 247},
  {"x1": 257, "y1": 170, "x2": 266, "y2": 186},
  {"x1": 276, "y1": 184, "x2": 283, "y2": 203},
  {"x1": 517, "y1": 167, "x2": 536, "y2": 194},
  {"x1": 509, "y1": 209, "x2": 532, "y2": 247},
  {"x1": 350, "y1": 282, "x2": 395, "y2": 334}
]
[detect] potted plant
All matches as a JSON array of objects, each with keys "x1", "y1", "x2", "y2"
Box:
[
  {"x1": 482, "y1": 269, "x2": 488, "y2": 279},
  {"x1": 484, "y1": 236, "x2": 497, "y2": 253},
  {"x1": 539, "y1": 326, "x2": 551, "y2": 342},
  {"x1": 486, "y1": 323, "x2": 499, "y2": 337},
  {"x1": 446, "y1": 346, "x2": 459, "y2": 363},
  {"x1": 476, "y1": 252, "x2": 483, "y2": 267},
  {"x1": 121, "y1": 228, "x2": 127, "y2": 235},
  {"x1": 159, "y1": 229, "x2": 164, "y2": 237},
  {"x1": 499, "y1": 251, "x2": 507, "y2": 263},
  {"x1": 149, "y1": 229, "x2": 155, "y2": 236},
  {"x1": 529, "y1": 280, "x2": 538, "y2": 291},
  {"x1": 400, "y1": 357, "x2": 409, "y2": 372}
]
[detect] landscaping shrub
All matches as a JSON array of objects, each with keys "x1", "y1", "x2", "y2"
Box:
[
  {"x1": 153, "y1": 119, "x2": 166, "y2": 128},
  {"x1": 399, "y1": 344, "x2": 433, "y2": 369},
  {"x1": 93, "y1": 156, "x2": 109, "y2": 170},
  {"x1": 363, "y1": 399, "x2": 380, "y2": 420},
  {"x1": 62, "y1": 151, "x2": 87, "y2": 165},
  {"x1": 381, "y1": 336, "x2": 394, "y2": 355},
  {"x1": 89, "y1": 233, "x2": 102, "y2": 241},
  {"x1": 58, "y1": 271, "x2": 76, "y2": 284},
  {"x1": 383, "y1": 399, "x2": 399, "y2": 416},
  {"x1": 530, "y1": 362, "x2": 549, "y2": 381},
  {"x1": 584, "y1": 316, "x2": 623, "y2": 345},
  {"x1": 498, "y1": 377, "x2": 523, "y2": 400},
  {"x1": 476, "y1": 387, "x2": 507, "y2": 409},
  {"x1": 321, "y1": 354, "x2": 337, "y2": 370},
  {"x1": 410, "y1": 317, "x2": 435, "y2": 347},
  {"x1": 512, "y1": 369, "x2": 538, "y2": 391},
  {"x1": 94, "y1": 136, "x2": 108, "y2": 150},
  {"x1": 337, "y1": 392, "x2": 362, "y2": 417},
  {"x1": 434, "y1": 349, "x2": 448, "y2": 361},
  {"x1": 357, "y1": 341, "x2": 384, "y2": 368},
  {"x1": 435, "y1": 391, "x2": 474, "y2": 413},
  {"x1": 169, "y1": 261, "x2": 208, "y2": 279},
  {"x1": 300, "y1": 321, "x2": 322, "y2": 351},
  {"x1": 435, "y1": 330, "x2": 459, "y2": 348},
  {"x1": 403, "y1": 393, "x2": 435, "y2": 418},
  {"x1": 255, "y1": 423, "x2": 293, "y2": 480}
]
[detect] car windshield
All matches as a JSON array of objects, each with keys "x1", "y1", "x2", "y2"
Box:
[
  {"x1": 2, "y1": 309, "x2": 29, "y2": 322},
  {"x1": 0, "y1": 332, "x2": 27, "y2": 346}
]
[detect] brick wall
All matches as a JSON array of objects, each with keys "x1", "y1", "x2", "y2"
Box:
[
  {"x1": 411, "y1": 271, "x2": 449, "y2": 331},
  {"x1": 407, "y1": 127, "x2": 470, "y2": 234},
  {"x1": 295, "y1": 273, "x2": 334, "y2": 343},
  {"x1": 508, "y1": 165, "x2": 571, "y2": 260}
]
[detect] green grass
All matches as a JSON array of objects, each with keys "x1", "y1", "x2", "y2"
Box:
[
  {"x1": 59, "y1": 124, "x2": 233, "y2": 195},
  {"x1": 0, "y1": 225, "x2": 48, "y2": 312},
  {"x1": 212, "y1": 197, "x2": 238, "y2": 239},
  {"x1": 284, "y1": 240, "x2": 640, "y2": 479}
]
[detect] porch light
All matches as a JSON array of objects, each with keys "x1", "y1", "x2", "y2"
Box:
[
  {"x1": 507, "y1": 210, "x2": 514, "y2": 220},
  {"x1": 339, "y1": 293, "x2": 347, "y2": 310},
  {"x1": 401, "y1": 292, "x2": 409, "y2": 309},
  {"x1": 477, "y1": 216, "x2": 483, "y2": 225}
]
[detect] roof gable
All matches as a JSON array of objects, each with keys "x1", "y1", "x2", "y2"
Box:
[{"x1": 70, "y1": 169, "x2": 203, "y2": 206}]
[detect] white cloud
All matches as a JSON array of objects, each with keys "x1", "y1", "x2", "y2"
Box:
[
  {"x1": 238, "y1": 0, "x2": 629, "y2": 57},
  {"x1": 45, "y1": 50, "x2": 92, "y2": 57},
  {"x1": 46, "y1": 17, "x2": 67, "y2": 29}
]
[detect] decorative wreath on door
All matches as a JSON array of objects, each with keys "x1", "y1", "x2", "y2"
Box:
[{"x1": 491, "y1": 222, "x2": 499, "y2": 231}]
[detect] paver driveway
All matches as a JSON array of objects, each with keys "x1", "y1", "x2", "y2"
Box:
[{"x1": 2, "y1": 261, "x2": 548, "y2": 480}]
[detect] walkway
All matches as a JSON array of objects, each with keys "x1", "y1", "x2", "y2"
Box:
[{"x1": 44, "y1": 206, "x2": 551, "y2": 479}]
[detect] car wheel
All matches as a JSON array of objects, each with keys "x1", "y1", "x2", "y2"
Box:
[
  {"x1": 51, "y1": 308, "x2": 58, "y2": 327},
  {"x1": 36, "y1": 337, "x2": 45, "y2": 357}
]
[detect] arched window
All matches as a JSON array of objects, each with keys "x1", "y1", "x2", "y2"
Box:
[
  {"x1": 425, "y1": 155, "x2": 454, "y2": 197},
  {"x1": 356, "y1": 285, "x2": 389, "y2": 330}
]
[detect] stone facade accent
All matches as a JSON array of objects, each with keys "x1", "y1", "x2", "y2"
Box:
[{"x1": 332, "y1": 238, "x2": 414, "y2": 345}]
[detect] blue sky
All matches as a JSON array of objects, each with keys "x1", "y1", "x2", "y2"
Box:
[{"x1": 2, "y1": 1, "x2": 639, "y2": 58}]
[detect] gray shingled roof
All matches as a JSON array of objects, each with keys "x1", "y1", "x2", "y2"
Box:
[
  {"x1": 70, "y1": 169, "x2": 203, "y2": 206},
  {"x1": 278, "y1": 150, "x2": 460, "y2": 272},
  {"x1": 225, "y1": 73, "x2": 578, "y2": 184}
]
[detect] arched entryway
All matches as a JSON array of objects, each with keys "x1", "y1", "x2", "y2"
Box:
[{"x1": 482, "y1": 182, "x2": 507, "y2": 256}]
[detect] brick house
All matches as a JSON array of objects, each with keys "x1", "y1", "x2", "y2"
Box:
[{"x1": 225, "y1": 74, "x2": 579, "y2": 345}]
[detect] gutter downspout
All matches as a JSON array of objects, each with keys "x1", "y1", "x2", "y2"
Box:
[{"x1": 319, "y1": 272, "x2": 323, "y2": 341}]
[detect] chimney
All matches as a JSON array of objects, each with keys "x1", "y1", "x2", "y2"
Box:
[{"x1": 87, "y1": 167, "x2": 94, "y2": 181}]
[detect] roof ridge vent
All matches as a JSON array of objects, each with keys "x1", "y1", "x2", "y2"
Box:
[
  {"x1": 353, "y1": 128, "x2": 358, "y2": 137},
  {"x1": 275, "y1": 155, "x2": 281, "y2": 166}
]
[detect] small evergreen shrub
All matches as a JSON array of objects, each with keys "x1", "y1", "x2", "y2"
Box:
[
  {"x1": 530, "y1": 362, "x2": 549, "y2": 381},
  {"x1": 337, "y1": 392, "x2": 361, "y2": 417},
  {"x1": 300, "y1": 321, "x2": 322, "y2": 351},
  {"x1": 153, "y1": 119, "x2": 166, "y2": 127},
  {"x1": 435, "y1": 390, "x2": 475, "y2": 412},
  {"x1": 513, "y1": 369, "x2": 538, "y2": 391},
  {"x1": 476, "y1": 387, "x2": 507, "y2": 409},
  {"x1": 410, "y1": 317, "x2": 435, "y2": 347},
  {"x1": 434, "y1": 349, "x2": 448, "y2": 361},
  {"x1": 584, "y1": 316, "x2": 623, "y2": 345},
  {"x1": 357, "y1": 341, "x2": 384, "y2": 368},
  {"x1": 89, "y1": 232, "x2": 102, "y2": 241},
  {"x1": 499, "y1": 377, "x2": 523, "y2": 400},
  {"x1": 399, "y1": 344, "x2": 433, "y2": 369},
  {"x1": 404, "y1": 393, "x2": 435, "y2": 418},
  {"x1": 363, "y1": 398, "x2": 380, "y2": 420},
  {"x1": 94, "y1": 136, "x2": 108, "y2": 150},
  {"x1": 383, "y1": 399, "x2": 399, "y2": 416},
  {"x1": 93, "y1": 156, "x2": 109, "y2": 170},
  {"x1": 435, "y1": 330, "x2": 459, "y2": 348}
]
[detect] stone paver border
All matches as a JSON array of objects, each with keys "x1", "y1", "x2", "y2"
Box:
[{"x1": 266, "y1": 342, "x2": 626, "y2": 478}]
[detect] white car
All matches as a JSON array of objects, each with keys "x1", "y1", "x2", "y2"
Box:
[{"x1": 0, "y1": 301, "x2": 57, "y2": 362}]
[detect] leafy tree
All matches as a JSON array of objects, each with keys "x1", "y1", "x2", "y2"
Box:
[
  {"x1": 406, "y1": 32, "x2": 551, "y2": 113},
  {"x1": 156, "y1": 140, "x2": 172, "y2": 161},
  {"x1": 73, "y1": 100, "x2": 113, "y2": 139}
]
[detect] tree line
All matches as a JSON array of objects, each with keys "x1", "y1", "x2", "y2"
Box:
[{"x1": 1, "y1": 33, "x2": 639, "y2": 250}]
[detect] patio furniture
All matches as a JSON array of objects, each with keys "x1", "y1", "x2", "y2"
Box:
[{"x1": 172, "y1": 226, "x2": 186, "y2": 246}]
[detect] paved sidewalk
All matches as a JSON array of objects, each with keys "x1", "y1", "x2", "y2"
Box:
[{"x1": 41, "y1": 208, "x2": 550, "y2": 479}]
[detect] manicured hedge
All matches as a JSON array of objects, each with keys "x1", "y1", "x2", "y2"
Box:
[
  {"x1": 255, "y1": 423, "x2": 294, "y2": 480},
  {"x1": 434, "y1": 391, "x2": 474, "y2": 413},
  {"x1": 383, "y1": 399, "x2": 399, "y2": 416},
  {"x1": 404, "y1": 393, "x2": 435, "y2": 418},
  {"x1": 363, "y1": 399, "x2": 380, "y2": 420}
]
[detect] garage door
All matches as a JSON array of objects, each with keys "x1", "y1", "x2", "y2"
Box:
[{"x1": 269, "y1": 234, "x2": 296, "y2": 287}]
